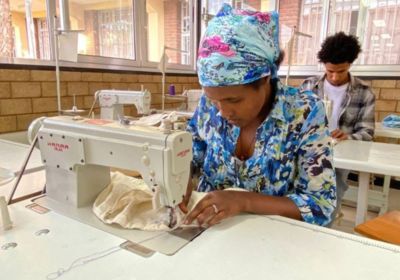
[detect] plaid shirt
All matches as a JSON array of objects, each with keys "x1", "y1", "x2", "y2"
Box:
[{"x1": 300, "y1": 74, "x2": 375, "y2": 141}]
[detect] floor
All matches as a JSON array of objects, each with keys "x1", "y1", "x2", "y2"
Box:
[{"x1": 331, "y1": 187, "x2": 400, "y2": 234}]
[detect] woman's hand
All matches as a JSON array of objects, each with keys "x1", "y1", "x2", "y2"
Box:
[{"x1": 184, "y1": 190, "x2": 244, "y2": 227}]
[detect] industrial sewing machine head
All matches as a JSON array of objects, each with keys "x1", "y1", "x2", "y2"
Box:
[
  {"x1": 95, "y1": 89, "x2": 151, "y2": 120},
  {"x1": 31, "y1": 115, "x2": 192, "y2": 210}
]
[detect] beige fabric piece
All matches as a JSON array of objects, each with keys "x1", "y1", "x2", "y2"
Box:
[{"x1": 93, "y1": 172, "x2": 206, "y2": 231}]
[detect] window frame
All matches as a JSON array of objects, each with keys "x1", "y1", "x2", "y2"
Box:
[
  {"x1": 1, "y1": 0, "x2": 198, "y2": 74},
  {"x1": 198, "y1": 0, "x2": 400, "y2": 77},
  {"x1": 2, "y1": 0, "x2": 400, "y2": 76},
  {"x1": 139, "y1": 0, "x2": 198, "y2": 72},
  {"x1": 277, "y1": 0, "x2": 400, "y2": 77}
]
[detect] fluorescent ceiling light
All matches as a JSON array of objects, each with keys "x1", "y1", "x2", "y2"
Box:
[
  {"x1": 386, "y1": 43, "x2": 394, "y2": 47},
  {"x1": 373, "y1": 20, "x2": 386, "y2": 27},
  {"x1": 381, "y1": 33, "x2": 391, "y2": 39}
]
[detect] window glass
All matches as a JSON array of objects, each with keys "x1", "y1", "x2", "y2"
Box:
[
  {"x1": 70, "y1": 0, "x2": 135, "y2": 60},
  {"x1": 279, "y1": 0, "x2": 323, "y2": 66},
  {"x1": 200, "y1": 1, "x2": 276, "y2": 37},
  {"x1": 329, "y1": 0, "x2": 400, "y2": 65},
  {"x1": 146, "y1": 0, "x2": 193, "y2": 65},
  {"x1": 2, "y1": 0, "x2": 50, "y2": 59},
  {"x1": 203, "y1": 0, "x2": 274, "y2": 14}
]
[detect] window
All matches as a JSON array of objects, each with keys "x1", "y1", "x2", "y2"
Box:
[
  {"x1": 279, "y1": 0, "x2": 323, "y2": 66},
  {"x1": 145, "y1": 0, "x2": 195, "y2": 68},
  {"x1": 2, "y1": 0, "x2": 50, "y2": 59},
  {"x1": 328, "y1": 0, "x2": 400, "y2": 65},
  {"x1": 1, "y1": 0, "x2": 198, "y2": 72},
  {"x1": 202, "y1": 0, "x2": 275, "y2": 14},
  {"x1": 181, "y1": 0, "x2": 191, "y2": 65},
  {"x1": 278, "y1": 0, "x2": 400, "y2": 73},
  {"x1": 200, "y1": 1, "x2": 277, "y2": 37},
  {"x1": 69, "y1": 0, "x2": 135, "y2": 60},
  {"x1": 1, "y1": 1, "x2": 398, "y2": 74}
]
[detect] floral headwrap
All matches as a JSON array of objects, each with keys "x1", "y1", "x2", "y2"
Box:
[{"x1": 197, "y1": 4, "x2": 280, "y2": 87}]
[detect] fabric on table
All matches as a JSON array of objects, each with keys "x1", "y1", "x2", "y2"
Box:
[
  {"x1": 383, "y1": 114, "x2": 400, "y2": 128},
  {"x1": 93, "y1": 172, "x2": 206, "y2": 231}
]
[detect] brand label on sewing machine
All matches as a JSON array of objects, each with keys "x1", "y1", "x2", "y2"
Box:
[
  {"x1": 38, "y1": 131, "x2": 85, "y2": 170},
  {"x1": 177, "y1": 148, "x2": 190, "y2": 158},
  {"x1": 47, "y1": 142, "x2": 69, "y2": 152}
]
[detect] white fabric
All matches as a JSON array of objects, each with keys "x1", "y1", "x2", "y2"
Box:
[
  {"x1": 131, "y1": 112, "x2": 188, "y2": 127},
  {"x1": 324, "y1": 79, "x2": 348, "y2": 131},
  {"x1": 93, "y1": 172, "x2": 206, "y2": 231}
]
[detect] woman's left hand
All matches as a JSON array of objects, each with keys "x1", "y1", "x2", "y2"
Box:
[{"x1": 184, "y1": 190, "x2": 244, "y2": 227}]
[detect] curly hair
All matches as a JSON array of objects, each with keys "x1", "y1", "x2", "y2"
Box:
[{"x1": 318, "y1": 32, "x2": 362, "y2": 64}]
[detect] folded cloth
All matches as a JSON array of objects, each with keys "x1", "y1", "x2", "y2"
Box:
[
  {"x1": 93, "y1": 172, "x2": 206, "y2": 231},
  {"x1": 383, "y1": 114, "x2": 400, "y2": 128}
]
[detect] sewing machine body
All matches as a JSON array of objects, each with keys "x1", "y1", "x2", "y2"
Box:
[
  {"x1": 36, "y1": 116, "x2": 192, "y2": 209},
  {"x1": 96, "y1": 89, "x2": 151, "y2": 119}
]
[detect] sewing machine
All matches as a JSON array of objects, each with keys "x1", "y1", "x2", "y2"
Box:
[
  {"x1": 17, "y1": 115, "x2": 197, "y2": 255},
  {"x1": 96, "y1": 89, "x2": 151, "y2": 120},
  {"x1": 32, "y1": 115, "x2": 191, "y2": 209}
]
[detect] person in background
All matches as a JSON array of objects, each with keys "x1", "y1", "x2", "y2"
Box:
[
  {"x1": 180, "y1": 4, "x2": 336, "y2": 227},
  {"x1": 300, "y1": 32, "x2": 375, "y2": 222}
]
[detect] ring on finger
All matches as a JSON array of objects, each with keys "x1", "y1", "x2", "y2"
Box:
[{"x1": 212, "y1": 204, "x2": 219, "y2": 214}]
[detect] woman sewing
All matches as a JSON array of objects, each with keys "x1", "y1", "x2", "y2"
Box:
[{"x1": 181, "y1": 4, "x2": 336, "y2": 227}]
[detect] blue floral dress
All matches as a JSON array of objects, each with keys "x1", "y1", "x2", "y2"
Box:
[{"x1": 187, "y1": 82, "x2": 336, "y2": 226}]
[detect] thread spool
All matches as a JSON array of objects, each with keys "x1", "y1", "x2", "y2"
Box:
[{"x1": 168, "y1": 84, "x2": 176, "y2": 96}]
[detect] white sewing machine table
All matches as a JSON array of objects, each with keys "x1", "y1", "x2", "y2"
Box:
[
  {"x1": 375, "y1": 122, "x2": 400, "y2": 140},
  {"x1": 1, "y1": 199, "x2": 400, "y2": 280},
  {"x1": 334, "y1": 140, "x2": 400, "y2": 225},
  {"x1": 0, "y1": 139, "x2": 45, "y2": 200}
]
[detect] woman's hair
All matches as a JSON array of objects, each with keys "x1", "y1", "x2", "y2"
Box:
[
  {"x1": 246, "y1": 76, "x2": 278, "y2": 107},
  {"x1": 318, "y1": 32, "x2": 361, "y2": 64}
]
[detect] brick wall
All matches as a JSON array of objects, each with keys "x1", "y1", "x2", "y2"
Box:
[
  {"x1": 0, "y1": 68, "x2": 200, "y2": 133},
  {"x1": 278, "y1": 0, "x2": 302, "y2": 64},
  {"x1": 1, "y1": 68, "x2": 400, "y2": 136},
  {"x1": 279, "y1": 0, "x2": 302, "y2": 29},
  {"x1": 164, "y1": 0, "x2": 181, "y2": 63}
]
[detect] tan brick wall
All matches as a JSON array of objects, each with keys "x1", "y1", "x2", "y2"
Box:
[
  {"x1": 2, "y1": 68, "x2": 399, "y2": 136},
  {"x1": 371, "y1": 79, "x2": 400, "y2": 121},
  {"x1": 11, "y1": 82, "x2": 41, "y2": 98},
  {"x1": 0, "y1": 68, "x2": 200, "y2": 133},
  {"x1": 0, "y1": 116, "x2": 16, "y2": 133},
  {"x1": 0, "y1": 82, "x2": 11, "y2": 98}
]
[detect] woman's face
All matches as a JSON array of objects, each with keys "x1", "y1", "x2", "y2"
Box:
[{"x1": 203, "y1": 77, "x2": 270, "y2": 128}]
